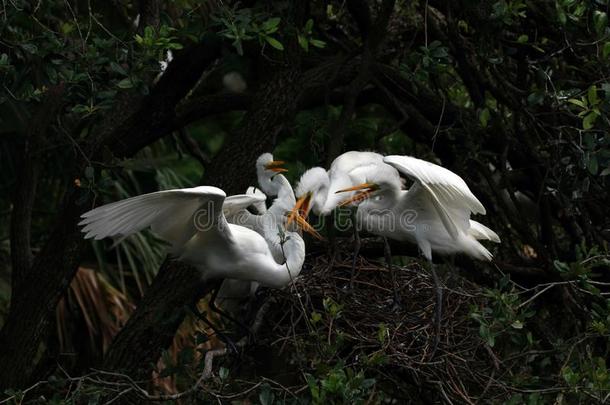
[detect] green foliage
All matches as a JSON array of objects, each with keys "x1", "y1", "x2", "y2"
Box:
[
  {"x1": 297, "y1": 19, "x2": 326, "y2": 52},
  {"x1": 470, "y1": 276, "x2": 535, "y2": 348},
  {"x1": 305, "y1": 365, "x2": 376, "y2": 405},
  {"x1": 491, "y1": 0, "x2": 527, "y2": 25},
  {"x1": 212, "y1": 6, "x2": 285, "y2": 54}
]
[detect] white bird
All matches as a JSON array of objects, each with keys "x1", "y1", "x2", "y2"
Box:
[
  {"x1": 288, "y1": 151, "x2": 396, "y2": 299},
  {"x1": 79, "y1": 186, "x2": 306, "y2": 289},
  {"x1": 336, "y1": 155, "x2": 500, "y2": 261},
  {"x1": 216, "y1": 154, "x2": 313, "y2": 315},
  {"x1": 289, "y1": 151, "x2": 386, "y2": 220},
  {"x1": 335, "y1": 154, "x2": 500, "y2": 354}
]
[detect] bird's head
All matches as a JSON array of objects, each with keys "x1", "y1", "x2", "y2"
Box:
[
  {"x1": 256, "y1": 153, "x2": 288, "y2": 197},
  {"x1": 256, "y1": 153, "x2": 288, "y2": 175},
  {"x1": 286, "y1": 167, "x2": 328, "y2": 240},
  {"x1": 335, "y1": 165, "x2": 401, "y2": 207},
  {"x1": 335, "y1": 183, "x2": 380, "y2": 207}
]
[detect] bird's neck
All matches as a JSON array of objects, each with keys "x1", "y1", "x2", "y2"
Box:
[
  {"x1": 258, "y1": 172, "x2": 289, "y2": 197},
  {"x1": 321, "y1": 171, "x2": 353, "y2": 215},
  {"x1": 253, "y1": 232, "x2": 306, "y2": 288},
  {"x1": 268, "y1": 175, "x2": 295, "y2": 217}
]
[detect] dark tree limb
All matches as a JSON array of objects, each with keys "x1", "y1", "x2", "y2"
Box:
[
  {"x1": 102, "y1": 261, "x2": 219, "y2": 378},
  {"x1": 10, "y1": 84, "x2": 66, "y2": 287},
  {"x1": 326, "y1": 0, "x2": 396, "y2": 166},
  {"x1": 0, "y1": 37, "x2": 223, "y2": 390}
]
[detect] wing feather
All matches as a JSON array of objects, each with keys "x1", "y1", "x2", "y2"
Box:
[
  {"x1": 384, "y1": 155, "x2": 487, "y2": 239},
  {"x1": 79, "y1": 186, "x2": 227, "y2": 251},
  {"x1": 383, "y1": 155, "x2": 486, "y2": 215},
  {"x1": 223, "y1": 193, "x2": 267, "y2": 217}
]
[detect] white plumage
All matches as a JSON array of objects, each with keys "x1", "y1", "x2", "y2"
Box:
[
  {"x1": 79, "y1": 186, "x2": 305, "y2": 289},
  {"x1": 336, "y1": 155, "x2": 500, "y2": 261}
]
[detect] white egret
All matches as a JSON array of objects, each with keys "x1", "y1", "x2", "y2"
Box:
[
  {"x1": 215, "y1": 154, "x2": 319, "y2": 321},
  {"x1": 288, "y1": 151, "x2": 396, "y2": 295},
  {"x1": 289, "y1": 151, "x2": 386, "y2": 220},
  {"x1": 336, "y1": 155, "x2": 500, "y2": 353},
  {"x1": 79, "y1": 186, "x2": 306, "y2": 289}
]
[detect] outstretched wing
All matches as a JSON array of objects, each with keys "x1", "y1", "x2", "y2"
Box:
[
  {"x1": 224, "y1": 192, "x2": 267, "y2": 216},
  {"x1": 383, "y1": 155, "x2": 486, "y2": 239},
  {"x1": 246, "y1": 186, "x2": 268, "y2": 214},
  {"x1": 79, "y1": 186, "x2": 228, "y2": 251}
]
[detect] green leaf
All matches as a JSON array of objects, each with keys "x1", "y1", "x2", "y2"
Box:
[
  {"x1": 511, "y1": 320, "x2": 524, "y2": 329},
  {"x1": 110, "y1": 62, "x2": 127, "y2": 76},
  {"x1": 603, "y1": 42, "x2": 610, "y2": 59},
  {"x1": 144, "y1": 26, "x2": 154, "y2": 39},
  {"x1": 593, "y1": 11, "x2": 608, "y2": 36},
  {"x1": 263, "y1": 17, "x2": 281, "y2": 33},
  {"x1": 600, "y1": 167, "x2": 610, "y2": 176},
  {"x1": 265, "y1": 36, "x2": 284, "y2": 51},
  {"x1": 527, "y1": 91, "x2": 544, "y2": 106},
  {"x1": 117, "y1": 78, "x2": 134, "y2": 89},
  {"x1": 218, "y1": 366, "x2": 229, "y2": 380},
  {"x1": 84, "y1": 166, "x2": 94, "y2": 180},
  {"x1": 553, "y1": 260, "x2": 570, "y2": 273},
  {"x1": 479, "y1": 108, "x2": 491, "y2": 127},
  {"x1": 20, "y1": 43, "x2": 38, "y2": 54},
  {"x1": 60, "y1": 22, "x2": 74, "y2": 35},
  {"x1": 587, "y1": 85, "x2": 598, "y2": 105},
  {"x1": 583, "y1": 111, "x2": 599, "y2": 129},
  {"x1": 310, "y1": 39, "x2": 326, "y2": 48},
  {"x1": 557, "y1": 7, "x2": 567, "y2": 25},
  {"x1": 297, "y1": 34, "x2": 309, "y2": 52},
  {"x1": 517, "y1": 34, "x2": 528, "y2": 43},
  {"x1": 567, "y1": 98, "x2": 586, "y2": 108},
  {"x1": 259, "y1": 384, "x2": 274, "y2": 405},
  {"x1": 587, "y1": 155, "x2": 599, "y2": 175},
  {"x1": 305, "y1": 19, "x2": 314, "y2": 34}
]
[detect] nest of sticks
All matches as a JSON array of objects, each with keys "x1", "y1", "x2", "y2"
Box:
[{"x1": 252, "y1": 245, "x2": 511, "y2": 403}]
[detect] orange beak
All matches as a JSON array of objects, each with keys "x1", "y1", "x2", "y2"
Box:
[
  {"x1": 265, "y1": 160, "x2": 288, "y2": 173},
  {"x1": 287, "y1": 193, "x2": 323, "y2": 240},
  {"x1": 335, "y1": 182, "x2": 378, "y2": 207}
]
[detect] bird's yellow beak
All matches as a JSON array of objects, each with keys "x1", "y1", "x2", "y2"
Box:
[
  {"x1": 264, "y1": 160, "x2": 288, "y2": 173},
  {"x1": 335, "y1": 182, "x2": 378, "y2": 207},
  {"x1": 287, "y1": 193, "x2": 323, "y2": 240}
]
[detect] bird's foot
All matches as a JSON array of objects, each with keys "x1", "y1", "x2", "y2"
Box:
[
  {"x1": 220, "y1": 334, "x2": 240, "y2": 356},
  {"x1": 389, "y1": 296, "x2": 403, "y2": 312}
]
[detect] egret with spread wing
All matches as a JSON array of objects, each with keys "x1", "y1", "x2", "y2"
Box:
[
  {"x1": 336, "y1": 155, "x2": 500, "y2": 354},
  {"x1": 79, "y1": 186, "x2": 306, "y2": 289},
  {"x1": 288, "y1": 151, "x2": 399, "y2": 298}
]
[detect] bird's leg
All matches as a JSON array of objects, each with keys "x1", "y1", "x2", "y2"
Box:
[
  {"x1": 384, "y1": 237, "x2": 402, "y2": 311},
  {"x1": 327, "y1": 215, "x2": 338, "y2": 267},
  {"x1": 208, "y1": 285, "x2": 254, "y2": 343},
  {"x1": 349, "y1": 209, "x2": 361, "y2": 291},
  {"x1": 188, "y1": 303, "x2": 239, "y2": 355},
  {"x1": 428, "y1": 260, "x2": 442, "y2": 359}
]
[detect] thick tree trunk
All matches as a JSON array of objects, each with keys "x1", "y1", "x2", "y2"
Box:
[
  {"x1": 101, "y1": 66, "x2": 303, "y2": 381},
  {"x1": 0, "y1": 38, "x2": 222, "y2": 390},
  {"x1": 0, "y1": 195, "x2": 85, "y2": 388},
  {"x1": 101, "y1": 261, "x2": 218, "y2": 376}
]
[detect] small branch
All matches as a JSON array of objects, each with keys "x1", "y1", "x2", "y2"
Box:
[
  {"x1": 346, "y1": 0, "x2": 372, "y2": 40},
  {"x1": 177, "y1": 128, "x2": 210, "y2": 168}
]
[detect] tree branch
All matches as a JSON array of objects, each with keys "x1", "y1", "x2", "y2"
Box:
[
  {"x1": 326, "y1": 0, "x2": 396, "y2": 166},
  {"x1": 10, "y1": 84, "x2": 66, "y2": 287}
]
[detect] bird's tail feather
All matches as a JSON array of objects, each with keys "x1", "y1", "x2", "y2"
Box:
[{"x1": 469, "y1": 221, "x2": 500, "y2": 243}]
